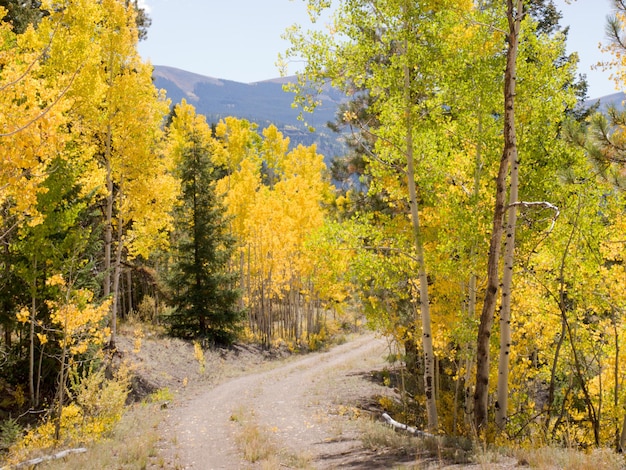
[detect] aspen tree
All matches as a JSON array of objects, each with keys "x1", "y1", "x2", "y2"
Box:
[
  {"x1": 0, "y1": 6, "x2": 70, "y2": 232},
  {"x1": 38, "y1": 0, "x2": 174, "y2": 347},
  {"x1": 0, "y1": 1, "x2": 96, "y2": 404},
  {"x1": 283, "y1": 0, "x2": 476, "y2": 432},
  {"x1": 476, "y1": 0, "x2": 524, "y2": 433},
  {"x1": 214, "y1": 119, "x2": 331, "y2": 345}
]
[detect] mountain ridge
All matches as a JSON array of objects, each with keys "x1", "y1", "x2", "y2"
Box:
[{"x1": 152, "y1": 65, "x2": 348, "y2": 162}]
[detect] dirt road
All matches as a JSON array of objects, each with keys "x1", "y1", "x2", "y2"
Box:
[{"x1": 155, "y1": 334, "x2": 395, "y2": 469}]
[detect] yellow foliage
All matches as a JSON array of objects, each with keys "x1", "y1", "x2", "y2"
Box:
[
  {"x1": 13, "y1": 385, "x2": 25, "y2": 408},
  {"x1": 9, "y1": 364, "x2": 129, "y2": 461},
  {"x1": 36, "y1": 333, "x2": 48, "y2": 346},
  {"x1": 193, "y1": 341, "x2": 206, "y2": 374},
  {"x1": 45, "y1": 273, "x2": 66, "y2": 287},
  {"x1": 133, "y1": 327, "x2": 144, "y2": 353},
  {"x1": 214, "y1": 117, "x2": 340, "y2": 343},
  {"x1": 15, "y1": 308, "x2": 29, "y2": 324},
  {"x1": 47, "y1": 288, "x2": 111, "y2": 354}
]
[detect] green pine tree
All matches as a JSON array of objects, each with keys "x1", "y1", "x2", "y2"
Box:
[{"x1": 167, "y1": 101, "x2": 243, "y2": 344}]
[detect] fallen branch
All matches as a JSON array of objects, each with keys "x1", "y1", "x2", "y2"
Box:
[
  {"x1": 1, "y1": 447, "x2": 87, "y2": 469},
  {"x1": 382, "y1": 412, "x2": 436, "y2": 438}
]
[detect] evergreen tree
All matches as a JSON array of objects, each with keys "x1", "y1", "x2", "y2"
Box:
[
  {"x1": 167, "y1": 101, "x2": 242, "y2": 344},
  {"x1": 0, "y1": 0, "x2": 45, "y2": 33}
]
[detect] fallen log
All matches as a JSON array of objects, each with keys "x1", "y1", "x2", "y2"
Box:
[
  {"x1": 0, "y1": 447, "x2": 87, "y2": 469},
  {"x1": 382, "y1": 412, "x2": 436, "y2": 438}
]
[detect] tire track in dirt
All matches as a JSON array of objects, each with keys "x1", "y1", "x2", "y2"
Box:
[{"x1": 158, "y1": 334, "x2": 388, "y2": 469}]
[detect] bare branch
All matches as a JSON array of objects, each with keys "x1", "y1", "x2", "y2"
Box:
[
  {"x1": 507, "y1": 200, "x2": 560, "y2": 233},
  {"x1": 0, "y1": 220, "x2": 20, "y2": 242}
]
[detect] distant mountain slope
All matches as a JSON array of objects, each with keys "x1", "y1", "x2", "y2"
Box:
[
  {"x1": 585, "y1": 91, "x2": 625, "y2": 110},
  {"x1": 153, "y1": 65, "x2": 347, "y2": 162}
]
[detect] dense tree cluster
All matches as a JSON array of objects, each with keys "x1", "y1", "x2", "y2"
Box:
[
  {"x1": 283, "y1": 0, "x2": 626, "y2": 448},
  {"x1": 0, "y1": 0, "x2": 338, "y2": 456}
]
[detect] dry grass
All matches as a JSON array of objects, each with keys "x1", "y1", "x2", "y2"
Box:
[
  {"x1": 231, "y1": 405, "x2": 312, "y2": 468},
  {"x1": 358, "y1": 418, "x2": 480, "y2": 469},
  {"x1": 513, "y1": 446, "x2": 625, "y2": 470},
  {"x1": 357, "y1": 418, "x2": 626, "y2": 470},
  {"x1": 231, "y1": 405, "x2": 278, "y2": 463},
  {"x1": 234, "y1": 419, "x2": 276, "y2": 462},
  {"x1": 359, "y1": 417, "x2": 417, "y2": 453}
]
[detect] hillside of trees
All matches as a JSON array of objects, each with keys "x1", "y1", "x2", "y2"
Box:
[{"x1": 4, "y1": 0, "x2": 626, "y2": 466}]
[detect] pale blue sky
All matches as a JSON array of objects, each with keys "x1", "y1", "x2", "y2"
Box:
[{"x1": 138, "y1": 0, "x2": 617, "y2": 99}]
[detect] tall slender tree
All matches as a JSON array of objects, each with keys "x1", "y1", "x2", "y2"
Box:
[{"x1": 475, "y1": 0, "x2": 524, "y2": 433}]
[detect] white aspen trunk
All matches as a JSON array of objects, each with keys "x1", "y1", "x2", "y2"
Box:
[
  {"x1": 614, "y1": 319, "x2": 622, "y2": 450},
  {"x1": 35, "y1": 343, "x2": 44, "y2": 407},
  {"x1": 54, "y1": 287, "x2": 72, "y2": 441},
  {"x1": 126, "y1": 268, "x2": 132, "y2": 315},
  {"x1": 474, "y1": 0, "x2": 522, "y2": 433},
  {"x1": 154, "y1": 259, "x2": 160, "y2": 323},
  {"x1": 465, "y1": 113, "x2": 483, "y2": 427},
  {"x1": 239, "y1": 250, "x2": 245, "y2": 310},
  {"x1": 402, "y1": 20, "x2": 438, "y2": 430},
  {"x1": 495, "y1": 0, "x2": 522, "y2": 432},
  {"x1": 464, "y1": 273, "x2": 477, "y2": 427},
  {"x1": 382, "y1": 413, "x2": 436, "y2": 438},
  {"x1": 294, "y1": 287, "x2": 300, "y2": 341},
  {"x1": 496, "y1": 152, "x2": 518, "y2": 429},
  {"x1": 104, "y1": 44, "x2": 115, "y2": 336}
]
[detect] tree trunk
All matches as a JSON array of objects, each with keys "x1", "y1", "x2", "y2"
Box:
[
  {"x1": 109, "y1": 187, "x2": 124, "y2": 349},
  {"x1": 126, "y1": 268, "x2": 133, "y2": 316},
  {"x1": 495, "y1": 150, "x2": 518, "y2": 430},
  {"x1": 35, "y1": 342, "x2": 44, "y2": 407},
  {"x1": 29, "y1": 257, "x2": 36, "y2": 406},
  {"x1": 382, "y1": 412, "x2": 436, "y2": 438},
  {"x1": 403, "y1": 27, "x2": 438, "y2": 429},
  {"x1": 104, "y1": 122, "x2": 114, "y2": 344},
  {"x1": 614, "y1": 317, "x2": 621, "y2": 450},
  {"x1": 475, "y1": 0, "x2": 523, "y2": 434},
  {"x1": 465, "y1": 110, "x2": 484, "y2": 427},
  {"x1": 496, "y1": 3, "x2": 522, "y2": 424},
  {"x1": 619, "y1": 411, "x2": 626, "y2": 452},
  {"x1": 2, "y1": 239, "x2": 12, "y2": 349},
  {"x1": 28, "y1": 268, "x2": 37, "y2": 406},
  {"x1": 104, "y1": 127, "x2": 113, "y2": 300},
  {"x1": 54, "y1": 300, "x2": 70, "y2": 441},
  {"x1": 465, "y1": 274, "x2": 477, "y2": 427}
]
